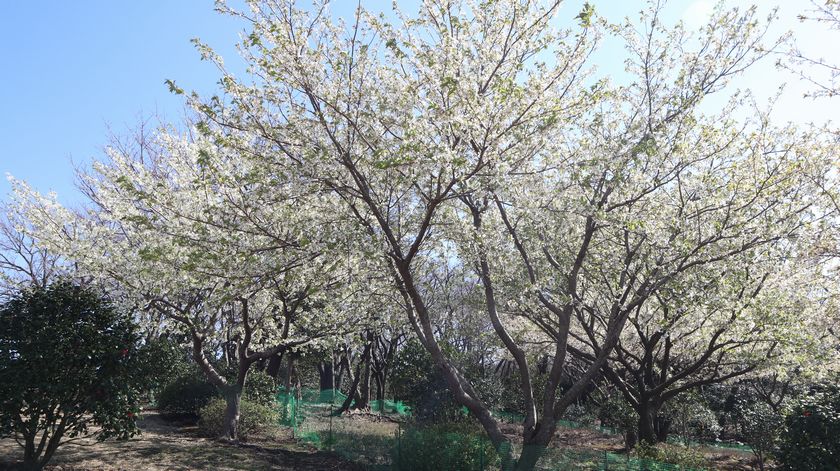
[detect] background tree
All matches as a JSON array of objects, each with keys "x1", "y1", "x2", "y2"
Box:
[
  {"x1": 571, "y1": 259, "x2": 837, "y2": 444},
  {"x1": 11, "y1": 130, "x2": 382, "y2": 441},
  {"x1": 0, "y1": 204, "x2": 60, "y2": 298}
]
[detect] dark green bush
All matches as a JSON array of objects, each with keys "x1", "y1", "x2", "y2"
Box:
[
  {"x1": 137, "y1": 336, "x2": 193, "y2": 395},
  {"x1": 242, "y1": 369, "x2": 279, "y2": 407},
  {"x1": 777, "y1": 383, "x2": 840, "y2": 471},
  {"x1": 156, "y1": 374, "x2": 218, "y2": 416},
  {"x1": 390, "y1": 339, "x2": 461, "y2": 422},
  {"x1": 391, "y1": 421, "x2": 498, "y2": 471},
  {"x1": 198, "y1": 398, "x2": 279, "y2": 440},
  {"x1": 0, "y1": 281, "x2": 153, "y2": 470}
]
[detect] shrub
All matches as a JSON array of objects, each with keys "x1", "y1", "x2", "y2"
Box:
[
  {"x1": 598, "y1": 394, "x2": 638, "y2": 447},
  {"x1": 777, "y1": 383, "x2": 840, "y2": 471},
  {"x1": 391, "y1": 421, "x2": 498, "y2": 471},
  {"x1": 735, "y1": 401, "x2": 783, "y2": 471},
  {"x1": 665, "y1": 396, "x2": 721, "y2": 444},
  {"x1": 242, "y1": 369, "x2": 279, "y2": 407},
  {"x1": 198, "y1": 397, "x2": 279, "y2": 440},
  {"x1": 137, "y1": 336, "x2": 193, "y2": 396},
  {"x1": 156, "y1": 374, "x2": 218, "y2": 416},
  {"x1": 0, "y1": 281, "x2": 152, "y2": 471},
  {"x1": 562, "y1": 403, "x2": 597, "y2": 426},
  {"x1": 390, "y1": 339, "x2": 460, "y2": 422},
  {"x1": 634, "y1": 442, "x2": 708, "y2": 469}
]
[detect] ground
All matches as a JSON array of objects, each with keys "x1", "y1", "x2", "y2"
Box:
[
  {"x1": 0, "y1": 412, "x2": 757, "y2": 470},
  {"x1": 0, "y1": 412, "x2": 361, "y2": 471}
]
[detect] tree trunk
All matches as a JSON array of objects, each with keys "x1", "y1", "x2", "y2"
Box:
[
  {"x1": 637, "y1": 402, "x2": 657, "y2": 445},
  {"x1": 222, "y1": 388, "x2": 243, "y2": 441},
  {"x1": 354, "y1": 355, "x2": 371, "y2": 410},
  {"x1": 266, "y1": 351, "x2": 285, "y2": 379},
  {"x1": 654, "y1": 414, "x2": 671, "y2": 443},
  {"x1": 283, "y1": 355, "x2": 295, "y2": 395},
  {"x1": 515, "y1": 443, "x2": 547, "y2": 471},
  {"x1": 22, "y1": 433, "x2": 36, "y2": 469},
  {"x1": 374, "y1": 373, "x2": 384, "y2": 401},
  {"x1": 318, "y1": 360, "x2": 335, "y2": 392},
  {"x1": 337, "y1": 342, "x2": 372, "y2": 414},
  {"x1": 625, "y1": 427, "x2": 638, "y2": 450},
  {"x1": 511, "y1": 421, "x2": 557, "y2": 471}
]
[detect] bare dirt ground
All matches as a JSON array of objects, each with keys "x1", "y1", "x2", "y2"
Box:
[
  {"x1": 1, "y1": 412, "x2": 758, "y2": 470},
  {"x1": 0, "y1": 412, "x2": 361, "y2": 471},
  {"x1": 499, "y1": 420, "x2": 757, "y2": 470}
]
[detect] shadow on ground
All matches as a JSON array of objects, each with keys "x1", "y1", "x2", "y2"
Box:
[{"x1": 0, "y1": 412, "x2": 361, "y2": 471}]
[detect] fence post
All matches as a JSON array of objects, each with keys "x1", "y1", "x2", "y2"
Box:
[
  {"x1": 604, "y1": 450, "x2": 608, "y2": 471},
  {"x1": 290, "y1": 396, "x2": 296, "y2": 439}
]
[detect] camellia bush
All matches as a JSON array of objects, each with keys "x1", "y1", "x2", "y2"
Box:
[
  {"x1": 0, "y1": 281, "x2": 150, "y2": 471},
  {"x1": 777, "y1": 383, "x2": 840, "y2": 471}
]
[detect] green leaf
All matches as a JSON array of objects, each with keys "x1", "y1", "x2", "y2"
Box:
[{"x1": 164, "y1": 79, "x2": 184, "y2": 95}]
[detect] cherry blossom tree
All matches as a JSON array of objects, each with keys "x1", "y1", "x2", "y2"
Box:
[
  {"x1": 178, "y1": 0, "x2": 837, "y2": 467},
  {"x1": 10, "y1": 130, "x2": 383, "y2": 441}
]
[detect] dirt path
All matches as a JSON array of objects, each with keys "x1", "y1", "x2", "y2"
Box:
[{"x1": 0, "y1": 413, "x2": 360, "y2": 471}]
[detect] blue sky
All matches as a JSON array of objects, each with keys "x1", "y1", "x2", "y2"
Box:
[{"x1": 1, "y1": 0, "x2": 836, "y2": 208}]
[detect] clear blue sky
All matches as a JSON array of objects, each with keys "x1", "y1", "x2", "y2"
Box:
[
  {"x1": 0, "y1": 1, "x2": 247, "y2": 206},
  {"x1": 1, "y1": 1, "x2": 834, "y2": 208}
]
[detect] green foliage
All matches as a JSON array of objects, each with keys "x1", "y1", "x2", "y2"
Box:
[
  {"x1": 562, "y1": 403, "x2": 598, "y2": 427},
  {"x1": 0, "y1": 281, "x2": 152, "y2": 469},
  {"x1": 242, "y1": 369, "x2": 279, "y2": 407},
  {"x1": 777, "y1": 383, "x2": 840, "y2": 470},
  {"x1": 576, "y1": 2, "x2": 595, "y2": 27},
  {"x1": 156, "y1": 374, "x2": 218, "y2": 416},
  {"x1": 390, "y1": 339, "x2": 460, "y2": 422},
  {"x1": 598, "y1": 394, "x2": 638, "y2": 445},
  {"x1": 735, "y1": 401, "x2": 783, "y2": 469},
  {"x1": 136, "y1": 336, "x2": 193, "y2": 396},
  {"x1": 198, "y1": 398, "x2": 279, "y2": 440},
  {"x1": 391, "y1": 421, "x2": 498, "y2": 471},
  {"x1": 664, "y1": 395, "x2": 722, "y2": 444},
  {"x1": 634, "y1": 442, "x2": 708, "y2": 469}
]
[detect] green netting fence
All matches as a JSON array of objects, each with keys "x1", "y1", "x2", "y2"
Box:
[{"x1": 274, "y1": 388, "x2": 715, "y2": 470}]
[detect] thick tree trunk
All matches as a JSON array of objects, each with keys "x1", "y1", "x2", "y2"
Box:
[
  {"x1": 624, "y1": 428, "x2": 638, "y2": 450},
  {"x1": 21, "y1": 433, "x2": 41, "y2": 471},
  {"x1": 318, "y1": 360, "x2": 335, "y2": 392},
  {"x1": 515, "y1": 444, "x2": 547, "y2": 471},
  {"x1": 511, "y1": 421, "x2": 557, "y2": 471},
  {"x1": 654, "y1": 415, "x2": 671, "y2": 443},
  {"x1": 637, "y1": 402, "x2": 657, "y2": 445},
  {"x1": 222, "y1": 388, "x2": 243, "y2": 441},
  {"x1": 636, "y1": 400, "x2": 669, "y2": 445},
  {"x1": 337, "y1": 342, "x2": 372, "y2": 414},
  {"x1": 266, "y1": 352, "x2": 285, "y2": 379},
  {"x1": 354, "y1": 356, "x2": 371, "y2": 410}
]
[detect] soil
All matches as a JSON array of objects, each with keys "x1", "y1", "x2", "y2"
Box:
[
  {"x1": 0, "y1": 412, "x2": 362, "y2": 471},
  {"x1": 0, "y1": 412, "x2": 759, "y2": 470}
]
